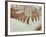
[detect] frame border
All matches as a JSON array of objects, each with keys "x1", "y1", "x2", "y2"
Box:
[{"x1": 5, "y1": 1, "x2": 45, "y2": 36}]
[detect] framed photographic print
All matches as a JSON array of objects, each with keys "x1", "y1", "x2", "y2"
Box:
[{"x1": 5, "y1": 1, "x2": 45, "y2": 36}]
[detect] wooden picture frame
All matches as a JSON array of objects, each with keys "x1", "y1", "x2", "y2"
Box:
[{"x1": 5, "y1": 1, "x2": 45, "y2": 36}]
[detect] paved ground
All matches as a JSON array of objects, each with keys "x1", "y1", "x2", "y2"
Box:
[{"x1": 10, "y1": 16, "x2": 42, "y2": 32}]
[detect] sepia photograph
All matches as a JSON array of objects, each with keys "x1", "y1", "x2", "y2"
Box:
[
  {"x1": 5, "y1": 1, "x2": 45, "y2": 36},
  {"x1": 10, "y1": 4, "x2": 42, "y2": 32}
]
